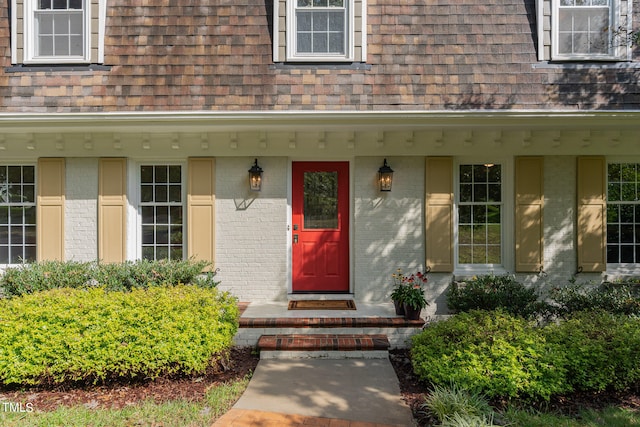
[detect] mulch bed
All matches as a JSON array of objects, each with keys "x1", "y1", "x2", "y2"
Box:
[{"x1": 0, "y1": 347, "x2": 259, "y2": 412}]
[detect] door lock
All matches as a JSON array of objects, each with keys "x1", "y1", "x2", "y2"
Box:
[{"x1": 293, "y1": 234, "x2": 298, "y2": 244}]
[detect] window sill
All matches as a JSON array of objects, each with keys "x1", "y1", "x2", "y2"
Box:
[
  {"x1": 533, "y1": 61, "x2": 640, "y2": 70},
  {"x1": 5, "y1": 64, "x2": 111, "y2": 73},
  {"x1": 271, "y1": 62, "x2": 371, "y2": 71}
]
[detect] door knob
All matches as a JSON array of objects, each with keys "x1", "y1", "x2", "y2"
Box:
[{"x1": 293, "y1": 234, "x2": 298, "y2": 243}]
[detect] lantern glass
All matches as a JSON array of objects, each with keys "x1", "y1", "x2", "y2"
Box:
[
  {"x1": 248, "y1": 159, "x2": 263, "y2": 192},
  {"x1": 378, "y1": 159, "x2": 394, "y2": 192}
]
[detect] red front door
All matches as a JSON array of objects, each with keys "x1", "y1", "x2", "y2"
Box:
[{"x1": 292, "y1": 162, "x2": 349, "y2": 292}]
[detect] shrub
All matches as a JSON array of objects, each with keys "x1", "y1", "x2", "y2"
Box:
[
  {"x1": 447, "y1": 275, "x2": 544, "y2": 319},
  {"x1": 548, "y1": 281, "x2": 640, "y2": 318},
  {"x1": 0, "y1": 259, "x2": 217, "y2": 297},
  {"x1": 422, "y1": 382, "x2": 494, "y2": 423},
  {"x1": 543, "y1": 310, "x2": 640, "y2": 392},
  {"x1": 411, "y1": 310, "x2": 568, "y2": 401},
  {"x1": 0, "y1": 285, "x2": 238, "y2": 386}
]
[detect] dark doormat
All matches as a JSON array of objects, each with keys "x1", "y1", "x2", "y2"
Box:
[{"x1": 288, "y1": 300, "x2": 357, "y2": 310}]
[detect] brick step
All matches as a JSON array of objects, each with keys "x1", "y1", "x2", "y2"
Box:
[
  {"x1": 258, "y1": 334, "x2": 390, "y2": 352},
  {"x1": 240, "y1": 317, "x2": 425, "y2": 329}
]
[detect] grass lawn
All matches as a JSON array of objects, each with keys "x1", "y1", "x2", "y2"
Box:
[
  {"x1": 0, "y1": 376, "x2": 249, "y2": 427},
  {"x1": 504, "y1": 406, "x2": 640, "y2": 427}
]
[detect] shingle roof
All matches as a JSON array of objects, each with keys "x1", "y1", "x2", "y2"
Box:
[{"x1": 0, "y1": 0, "x2": 638, "y2": 112}]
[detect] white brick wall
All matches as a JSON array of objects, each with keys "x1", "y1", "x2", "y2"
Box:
[
  {"x1": 214, "y1": 157, "x2": 289, "y2": 302},
  {"x1": 64, "y1": 158, "x2": 98, "y2": 262},
  {"x1": 354, "y1": 157, "x2": 426, "y2": 302},
  {"x1": 538, "y1": 156, "x2": 578, "y2": 290}
]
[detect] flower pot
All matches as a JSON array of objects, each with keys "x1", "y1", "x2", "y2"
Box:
[
  {"x1": 393, "y1": 299, "x2": 405, "y2": 316},
  {"x1": 403, "y1": 303, "x2": 422, "y2": 320}
]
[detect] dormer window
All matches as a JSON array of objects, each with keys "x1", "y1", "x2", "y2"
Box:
[
  {"x1": 25, "y1": 0, "x2": 90, "y2": 63},
  {"x1": 551, "y1": 0, "x2": 631, "y2": 60}
]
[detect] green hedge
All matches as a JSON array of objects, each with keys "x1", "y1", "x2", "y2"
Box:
[
  {"x1": 411, "y1": 309, "x2": 640, "y2": 401},
  {"x1": 0, "y1": 285, "x2": 238, "y2": 386},
  {"x1": 411, "y1": 310, "x2": 568, "y2": 401},
  {"x1": 543, "y1": 310, "x2": 640, "y2": 392},
  {"x1": 446, "y1": 275, "x2": 544, "y2": 319},
  {"x1": 0, "y1": 259, "x2": 218, "y2": 297}
]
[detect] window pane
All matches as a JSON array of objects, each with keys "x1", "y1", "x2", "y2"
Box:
[
  {"x1": 0, "y1": 206, "x2": 6, "y2": 223},
  {"x1": 55, "y1": 35, "x2": 70, "y2": 56},
  {"x1": 169, "y1": 166, "x2": 181, "y2": 183},
  {"x1": 459, "y1": 225, "x2": 471, "y2": 244},
  {"x1": 142, "y1": 225, "x2": 154, "y2": 244},
  {"x1": 170, "y1": 246, "x2": 183, "y2": 260},
  {"x1": 23, "y1": 246, "x2": 36, "y2": 262},
  {"x1": 156, "y1": 225, "x2": 169, "y2": 244},
  {"x1": 8, "y1": 166, "x2": 21, "y2": 183},
  {"x1": 458, "y1": 245, "x2": 471, "y2": 264},
  {"x1": 460, "y1": 165, "x2": 472, "y2": 182},
  {"x1": 156, "y1": 246, "x2": 168, "y2": 260},
  {"x1": 0, "y1": 226, "x2": 7, "y2": 244},
  {"x1": 298, "y1": 33, "x2": 312, "y2": 52},
  {"x1": 313, "y1": 34, "x2": 328, "y2": 53},
  {"x1": 298, "y1": 0, "x2": 311, "y2": 6},
  {"x1": 170, "y1": 206, "x2": 183, "y2": 225},
  {"x1": 313, "y1": 0, "x2": 327, "y2": 6},
  {"x1": 155, "y1": 185, "x2": 168, "y2": 202},
  {"x1": 169, "y1": 185, "x2": 181, "y2": 203},
  {"x1": 156, "y1": 206, "x2": 168, "y2": 224},
  {"x1": 304, "y1": 171, "x2": 338, "y2": 229},
  {"x1": 329, "y1": 32, "x2": 344, "y2": 53},
  {"x1": 608, "y1": 182, "x2": 621, "y2": 201},
  {"x1": 155, "y1": 166, "x2": 168, "y2": 183},
  {"x1": 53, "y1": 0, "x2": 67, "y2": 9},
  {"x1": 313, "y1": 12, "x2": 328, "y2": 31},
  {"x1": 141, "y1": 166, "x2": 153, "y2": 183},
  {"x1": 24, "y1": 207, "x2": 36, "y2": 225},
  {"x1": 69, "y1": 0, "x2": 83, "y2": 9},
  {"x1": 459, "y1": 205, "x2": 471, "y2": 223},
  {"x1": 460, "y1": 184, "x2": 472, "y2": 203},
  {"x1": 24, "y1": 226, "x2": 36, "y2": 245},
  {"x1": 140, "y1": 185, "x2": 153, "y2": 202},
  {"x1": 473, "y1": 183, "x2": 487, "y2": 202}
]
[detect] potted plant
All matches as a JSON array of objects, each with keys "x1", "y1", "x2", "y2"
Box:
[
  {"x1": 391, "y1": 270, "x2": 429, "y2": 318},
  {"x1": 403, "y1": 283, "x2": 428, "y2": 320}
]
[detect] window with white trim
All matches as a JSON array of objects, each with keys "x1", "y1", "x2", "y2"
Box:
[
  {"x1": 288, "y1": 0, "x2": 352, "y2": 61},
  {"x1": 607, "y1": 162, "x2": 640, "y2": 267},
  {"x1": 24, "y1": 0, "x2": 91, "y2": 63},
  {"x1": 0, "y1": 165, "x2": 36, "y2": 264},
  {"x1": 552, "y1": 0, "x2": 630, "y2": 60},
  {"x1": 139, "y1": 165, "x2": 184, "y2": 261},
  {"x1": 455, "y1": 162, "x2": 512, "y2": 274}
]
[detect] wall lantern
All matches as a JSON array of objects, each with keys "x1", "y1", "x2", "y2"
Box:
[
  {"x1": 248, "y1": 158, "x2": 263, "y2": 192},
  {"x1": 378, "y1": 158, "x2": 394, "y2": 192}
]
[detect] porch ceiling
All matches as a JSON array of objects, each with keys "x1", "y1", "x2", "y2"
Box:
[{"x1": 0, "y1": 110, "x2": 638, "y2": 158}]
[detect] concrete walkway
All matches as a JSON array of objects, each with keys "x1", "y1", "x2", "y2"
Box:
[{"x1": 212, "y1": 358, "x2": 416, "y2": 426}]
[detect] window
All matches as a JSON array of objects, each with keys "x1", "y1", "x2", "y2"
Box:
[
  {"x1": 24, "y1": 0, "x2": 91, "y2": 63},
  {"x1": 139, "y1": 165, "x2": 184, "y2": 261},
  {"x1": 454, "y1": 162, "x2": 513, "y2": 274},
  {"x1": 607, "y1": 163, "x2": 640, "y2": 267},
  {"x1": 288, "y1": 0, "x2": 352, "y2": 61},
  {"x1": 552, "y1": 0, "x2": 629, "y2": 60},
  {"x1": 0, "y1": 166, "x2": 36, "y2": 264}
]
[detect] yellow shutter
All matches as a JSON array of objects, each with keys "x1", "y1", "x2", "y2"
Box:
[
  {"x1": 187, "y1": 158, "x2": 215, "y2": 267},
  {"x1": 98, "y1": 158, "x2": 127, "y2": 263},
  {"x1": 515, "y1": 157, "x2": 544, "y2": 272},
  {"x1": 37, "y1": 158, "x2": 65, "y2": 261},
  {"x1": 425, "y1": 157, "x2": 454, "y2": 272},
  {"x1": 577, "y1": 156, "x2": 606, "y2": 272}
]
